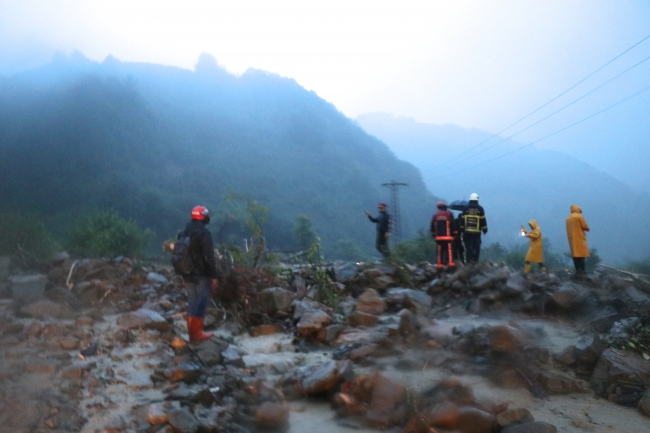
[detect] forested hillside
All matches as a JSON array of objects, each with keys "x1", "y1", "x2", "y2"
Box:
[
  {"x1": 0, "y1": 54, "x2": 438, "y2": 258},
  {"x1": 357, "y1": 113, "x2": 650, "y2": 263}
]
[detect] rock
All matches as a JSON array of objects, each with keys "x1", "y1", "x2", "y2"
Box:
[
  {"x1": 297, "y1": 310, "x2": 332, "y2": 337},
  {"x1": 167, "y1": 407, "x2": 199, "y2": 433},
  {"x1": 489, "y1": 325, "x2": 527, "y2": 353},
  {"x1": 146, "y1": 272, "x2": 168, "y2": 284},
  {"x1": 356, "y1": 289, "x2": 387, "y2": 315},
  {"x1": 325, "y1": 324, "x2": 346, "y2": 343},
  {"x1": 301, "y1": 360, "x2": 353, "y2": 394},
  {"x1": 639, "y1": 387, "x2": 650, "y2": 417},
  {"x1": 496, "y1": 408, "x2": 535, "y2": 427},
  {"x1": 504, "y1": 272, "x2": 527, "y2": 295},
  {"x1": 349, "y1": 311, "x2": 379, "y2": 327},
  {"x1": 9, "y1": 274, "x2": 46, "y2": 303},
  {"x1": 171, "y1": 361, "x2": 202, "y2": 384},
  {"x1": 574, "y1": 334, "x2": 604, "y2": 366},
  {"x1": 292, "y1": 274, "x2": 308, "y2": 299},
  {"x1": 147, "y1": 402, "x2": 176, "y2": 425},
  {"x1": 250, "y1": 324, "x2": 285, "y2": 336},
  {"x1": 333, "y1": 261, "x2": 360, "y2": 283},
  {"x1": 592, "y1": 349, "x2": 650, "y2": 398},
  {"x1": 195, "y1": 347, "x2": 223, "y2": 366},
  {"x1": 292, "y1": 298, "x2": 330, "y2": 320},
  {"x1": 221, "y1": 345, "x2": 244, "y2": 367},
  {"x1": 398, "y1": 308, "x2": 420, "y2": 336},
  {"x1": 376, "y1": 263, "x2": 397, "y2": 276},
  {"x1": 20, "y1": 299, "x2": 75, "y2": 319},
  {"x1": 258, "y1": 287, "x2": 296, "y2": 316},
  {"x1": 456, "y1": 406, "x2": 496, "y2": 433},
  {"x1": 373, "y1": 276, "x2": 395, "y2": 291},
  {"x1": 365, "y1": 373, "x2": 407, "y2": 428},
  {"x1": 428, "y1": 401, "x2": 459, "y2": 429},
  {"x1": 386, "y1": 288, "x2": 432, "y2": 313},
  {"x1": 116, "y1": 308, "x2": 172, "y2": 332},
  {"x1": 501, "y1": 421, "x2": 557, "y2": 433},
  {"x1": 255, "y1": 402, "x2": 290, "y2": 429},
  {"x1": 548, "y1": 282, "x2": 589, "y2": 309}
]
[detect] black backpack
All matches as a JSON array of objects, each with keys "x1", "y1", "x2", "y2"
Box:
[{"x1": 171, "y1": 235, "x2": 194, "y2": 275}]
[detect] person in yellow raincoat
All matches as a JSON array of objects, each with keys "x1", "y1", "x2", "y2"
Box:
[
  {"x1": 566, "y1": 204, "x2": 590, "y2": 275},
  {"x1": 521, "y1": 220, "x2": 545, "y2": 273}
]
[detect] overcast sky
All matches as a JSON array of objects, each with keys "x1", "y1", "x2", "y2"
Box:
[{"x1": 2, "y1": 0, "x2": 649, "y2": 190}]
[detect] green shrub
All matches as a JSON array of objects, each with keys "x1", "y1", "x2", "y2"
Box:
[
  {"x1": 0, "y1": 213, "x2": 58, "y2": 262},
  {"x1": 393, "y1": 230, "x2": 437, "y2": 264},
  {"x1": 67, "y1": 210, "x2": 154, "y2": 258}
]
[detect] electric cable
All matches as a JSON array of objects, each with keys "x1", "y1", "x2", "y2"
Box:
[
  {"x1": 431, "y1": 84, "x2": 650, "y2": 177},
  {"x1": 434, "y1": 53, "x2": 650, "y2": 174},
  {"x1": 433, "y1": 32, "x2": 650, "y2": 169}
]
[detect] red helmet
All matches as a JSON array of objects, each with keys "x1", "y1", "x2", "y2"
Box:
[
  {"x1": 191, "y1": 205, "x2": 210, "y2": 221},
  {"x1": 378, "y1": 202, "x2": 387, "y2": 208},
  {"x1": 437, "y1": 201, "x2": 445, "y2": 207}
]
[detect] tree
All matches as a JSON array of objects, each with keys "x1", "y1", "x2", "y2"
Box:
[
  {"x1": 294, "y1": 214, "x2": 319, "y2": 249},
  {"x1": 67, "y1": 210, "x2": 154, "y2": 258},
  {"x1": 0, "y1": 213, "x2": 58, "y2": 264}
]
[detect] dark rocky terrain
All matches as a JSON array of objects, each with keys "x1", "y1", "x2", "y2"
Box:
[{"x1": 1, "y1": 253, "x2": 649, "y2": 433}]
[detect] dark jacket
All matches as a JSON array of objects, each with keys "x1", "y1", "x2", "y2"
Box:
[
  {"x1": 460, "y1": 201, "x2": 487, "y2": 235},
  {"x1": 368, "y1": 211, "x2": 391, "y2": 233},
  {"x1": 430, "y1": 209, "x2": 455, "y2": 240},
  {"x1": 179, "y1": 220, "x2": 218, "y2": 279}
]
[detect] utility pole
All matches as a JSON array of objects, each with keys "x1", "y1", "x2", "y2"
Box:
[{"x1": 382, "y1": 180, "x2": 408, "y2": 246}]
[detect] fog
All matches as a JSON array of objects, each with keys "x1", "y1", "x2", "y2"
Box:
[{"x1": 1, "y1": 1, "x2": 649, "y2": 193}]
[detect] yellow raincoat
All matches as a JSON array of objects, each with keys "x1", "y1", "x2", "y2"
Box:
[
  {"x1": 524, "y1": 220, "x2": 543, "y2": 263},
  {"x1": 566, "y1": 204, "x2": 590, "y2": 258}
]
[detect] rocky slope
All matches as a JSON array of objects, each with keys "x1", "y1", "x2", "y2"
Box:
[{"x1": 1, "y1": 253, "x2": 649, "y2": 433}]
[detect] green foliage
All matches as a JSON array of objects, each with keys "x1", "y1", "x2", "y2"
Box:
[
  {"x1": 67, "y1": 210, "x2": 154, "y2": 258},
  {"x1": 393, "y1": 230, "x2": 437, "y2": 264},
  {"x1": 328, "y1": 238, "x2": 370, "y2": 262},
  {"x1": 221, "y1": 194, "x2": 269, "y2": 267},
  {"x1": 384, "y1": 255, "x2": 414, "y2": 287},
  {"x1": 482, "y1": 240, "x2": 568, "y2": 270},
  {"x1": 312, "y1": 266, "x2": 343, "y2": 313},
  {"x1": 294, "y1": 214, "x2": 319, "y2": 248},
  {"x1": 0, "y1": 213, "x2": 58, "y2": 262}
]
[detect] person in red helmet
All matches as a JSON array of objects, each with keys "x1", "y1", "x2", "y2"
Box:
[
  {"x1": 365, "y1": 202, "x2": 391, "y2": 258},
  {"x1": 178, "y1": 205, "x2": 219, "y2": 342},
  {"x1": 430, "y1": 202, "x2": 456, "y2": 270}
]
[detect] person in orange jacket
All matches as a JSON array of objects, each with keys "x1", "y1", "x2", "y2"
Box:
[
  {"x1": 566, "y1": 204, "x2": 590, "y2": 275},
  {"x1": 520, "y1": 220, "x2": 545, "y2": 273}
]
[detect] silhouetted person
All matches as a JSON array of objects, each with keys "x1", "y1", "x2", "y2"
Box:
[
  {"x1": 459, "y1": 193, "x2": 487, "y2": 263},
  {"x1": 566, "y1": 204, "x2": 590, "y2": 275},
  {"x1": 431, "y1": 202, "x2": 456, "y2": 270},
  {"x1": 365, "y1": 203, "x2": 391, "y2": 258},
  {"x1": 452, "y1": 214, "x2": 465, "y2": 265}
]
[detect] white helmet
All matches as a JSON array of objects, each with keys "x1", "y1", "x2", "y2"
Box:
[{"x1": 469, "y1": 193, "x2": 479, "y2": 201}]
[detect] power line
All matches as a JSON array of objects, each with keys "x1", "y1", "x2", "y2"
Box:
[
  {"x1": 433, "y1": 32, "x2": 650, "y2": 170},
  {"x1": 432, "y1": 84, "x2": 650, "y2": 177},
  {"x1": 434, "y1": 53, "x2": 650, "y2": 174}
]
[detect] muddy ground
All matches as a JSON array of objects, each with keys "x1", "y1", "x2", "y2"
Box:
[{"x1": 0, "y1": 255, "x2": 649, "y2": 433}]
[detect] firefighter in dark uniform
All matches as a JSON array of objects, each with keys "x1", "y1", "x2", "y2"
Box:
[
  {"x1": 430, "y1": 202, "x2": 456, "y2": 269},
  {"x1": 459, "y1": 193, "x2": 487, "y2": 264},
  {"x1": 452, "y1": 213, "x2": 465, "y2": 265}
]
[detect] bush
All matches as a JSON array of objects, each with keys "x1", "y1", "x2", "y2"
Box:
[
  {"x1": 67, "y1": 210, "x2": 154, "y2": 258},
  {"x1": 393, "y1": 230, "x2": 437, "y2": 264},
  {"x1": 0, "y1": 213, "x2": 58, "y2": 262}
]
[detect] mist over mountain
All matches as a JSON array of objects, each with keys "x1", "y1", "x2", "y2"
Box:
[
  {"x1": 0, "y1": 53, "x2": 439, "y2": 257},
  {"x1": 356, "y1": 113, "x2": 650, "y2": 264}
]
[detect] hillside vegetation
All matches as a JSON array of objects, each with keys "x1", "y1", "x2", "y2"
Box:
[{"x1": 0, "y1": 54, "x2": 438, "y2": 258}]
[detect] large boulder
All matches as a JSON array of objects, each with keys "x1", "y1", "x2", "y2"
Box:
[
  {"x1": 256, "y1": 402, "x2": 290, "y2": 429},
  {"x1": 356, "y1": 289, "x2": 386, "y2": 315},
  {"x1": 301, "y1": 360, "x2": 353, "y2": 394},
  {"x1": 297, "y1": 310, "x2": 332, "y2": 338},
  {"x1": 332, "y1": 261, "x2": 360, "y2": 283},
  {"x1": 592, "y1": 348, "x2": 650, "y2": 402},
  {"x1": 548, "y1": 282, "x2": 590, "y2": 309},
  {"x1": 258, "y1": 287, "x2": 296, "y2": 316}
]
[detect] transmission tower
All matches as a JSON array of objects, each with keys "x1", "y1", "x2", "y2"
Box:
[{"x1": 382, "y1": 180, "x2": 408, "y2": 246}]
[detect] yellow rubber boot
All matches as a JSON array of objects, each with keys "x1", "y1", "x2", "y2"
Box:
[{"x1": 523, "y1": 263, "x2": 532, "y2": 273}]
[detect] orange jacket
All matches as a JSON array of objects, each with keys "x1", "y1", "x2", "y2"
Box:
[
  {"x1": 524, "y1": 220, "x2": 543, "y2": 263},
  {"x1": 566, "y1": 204, "x2": 590, "y2": 258}
]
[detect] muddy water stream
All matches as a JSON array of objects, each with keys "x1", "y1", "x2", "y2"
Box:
[{"x1": 231, "y1": 313, "x2": 650, "y2": 433}]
